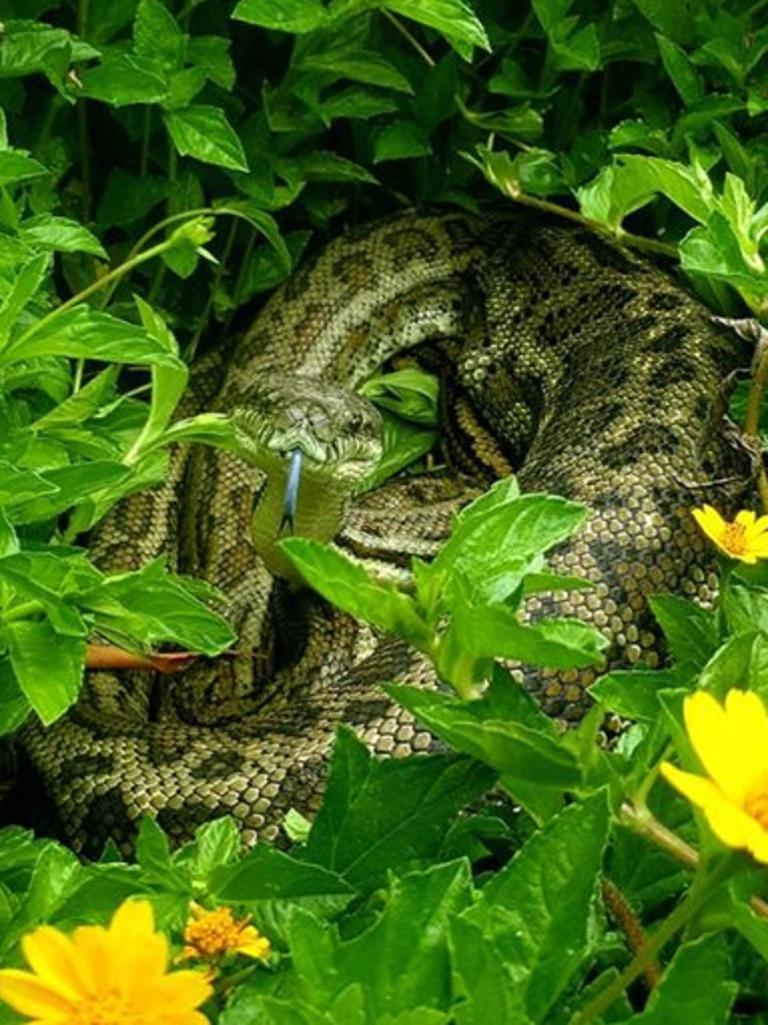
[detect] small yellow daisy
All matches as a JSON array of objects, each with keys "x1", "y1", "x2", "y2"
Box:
[{"x1": 692, "y1": 505, "x2": 768, "y2": 564}]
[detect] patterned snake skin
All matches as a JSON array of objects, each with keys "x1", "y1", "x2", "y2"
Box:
[{"x1": 20, "y1": 212, "x2": 748, "y2": 856}]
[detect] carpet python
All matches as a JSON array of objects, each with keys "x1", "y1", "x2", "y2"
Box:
[{"x1": 19, "y1": 211, "x2": 748, "y2": 856}]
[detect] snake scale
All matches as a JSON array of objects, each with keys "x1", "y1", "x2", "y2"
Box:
[{"x1": 19, "y1": 211, "x2": 747, "y2": 857}]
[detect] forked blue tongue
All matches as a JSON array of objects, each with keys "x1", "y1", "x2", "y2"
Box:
[{"x1": 279, "y1": 449, "x2": 303, "y2": 534}]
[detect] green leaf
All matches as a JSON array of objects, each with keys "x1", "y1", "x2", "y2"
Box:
[
  {"x1": 0, "y1": 658, "x2": 31, "y2": 736},
  {"x1": 211, "y1": 844, "x2": 354, "y2": 901},
  {"x1": 457, "y1": 793, "x2": 610, "y2": 1022},
  {"x1": 83, "y1": 558, "x2": 235, "y2": 655},
  {"x1": 80, "y1": 54, "x2": 169, "y2": 106},
  {"x1": 649, "y1": 594, "x2": 718, "y2": 668},
  {"x1": 279, "y1": 538, "x2": 431, "y2": 648},
  {"x1": 4, "y1": 620, "x2": 85, "y2": 724},
  {"x1": 288, "y1": 861, "x2": 472, "y2": 1019},
  {"x1": 20, "y1": 215, "x2": 107, "y2": 257},
  {"x1": 164, "y1": 106, "x2": 249, "y2": 172},
  {"x1": 450, "y1": 607, "x2": 608, "y2": 669},
  {"x1": 655, "y1": 34, "x2": 703, "y2": 105},
  {"x1": 97, "y1": 170, "x2": 170, "y2": 228},
  {"x1": 0, "y1": 253, "x2": 49, "y2": 345},
  {"x1": 189, "y1": 817, "x2": 240, "y2": 881},
  {"x1": 0, "y1": 149, "x2": 48, "y2": 186},
  {"x1": 612, "y1": 933, "x2": 734, "y2": 1024},
  {"x1": 232, "y1": 0, "x2": 328, "y2": 33},
  {"x1": 133, "y1": 0, "x2": 185, "y2": 72},
  {"x1": 386, "y1": 684, "x2": 581, "y2": 786},
  {"x1": 373, "y1": 120, "x2": 432, "y2": 163},
  {"x1": 1, "y1": 307, "x2": 186, "y2": 368},
  {"x1": 381, "y1": 0, "x2": 489, "y2": 53},
  {"x1": 300, "y1": 51, "x2": 413, "y2": 93},
  {"x1": 589, "y1": 666, "x2": 691, "y2": 721},
  {"x1": 135, "y1": 817, "x2": 189, "y2": 892},
  {"x1": 304, "y1": 727, "x2": 495, "y2": 889}
]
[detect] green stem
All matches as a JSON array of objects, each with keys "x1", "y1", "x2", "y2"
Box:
[
  {"x1": 487, "y1": 176, "x2": 678, "y2": 259},
  {"x1": 382, "y1": 9, "x2": 436, "y2": 67},
  {"x1": 569, "y1": 856, "x2": 739, "y2": 1025}
]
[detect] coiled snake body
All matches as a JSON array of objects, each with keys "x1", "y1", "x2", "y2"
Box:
[{"x1": 22, "y1": 213, "x2": 745, "y2": 855}]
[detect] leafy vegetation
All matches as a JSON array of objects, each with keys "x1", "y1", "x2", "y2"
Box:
[{"x1": 2, "y1": 0, "x2": 768, "y2": 1021}]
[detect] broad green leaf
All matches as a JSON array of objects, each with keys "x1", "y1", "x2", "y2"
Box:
[
  {"x1": 649, "y1": 594, "x2": 718, "y2": 668},
  {"x1": 387, "y1": 684, "x2": 581, "y2": 786},
  {"x1": 188, "y1": 36, "x2": 236, "y2": 91},
  {"x1": 4, "y1": 619, "x2": 85, "y2": 724},
  {"x1": 300, "y1": 51, "x2": 413, "y2": 93},
  {"x1": 361, "y1": 368, "x2": 439, "y2": 425},
  {"x1": 0, "y1": 149, "x2": 48, "y2": 186},
  {"x1": 164, "y1": 106, "x2": 249, "y2": 172},
  {"x1": 373, "y1": 120, "x2": 432, "y2": 163},
  {"x1": 233, "y1": 0, "x2": 328, "y2": 34},
  {"x1": 7, "y1": 461, "x2": 131, "y2": 524},
  {"x1": 382, "y1": 0, "x2": 489, "y2": 53},
  {"x1": 449, "y1": 607, "x2": 608, "y2": 669},
  {"x1": 304, "y1": 727, "x2": 495, "y2": 889},
  {"x1": 1, "y1": 307, "x2": 186, "y2": 368},
  {"x1": 613, "y1": 933, "x2": 735, "y2": 1024},
  {"x1": 135, "y1": 818, "x2": 189, "y2": 893},
  {"x1": 655, "y1": 34, "x2": 703, "y2": 105},
  {"x1": 0, "y1": 254, "x2": 49, "y2": 346},
  {"x1": 80, "y1": 54, "x2": 169, "y2": 106},
  {"x1": 83, "y1": 558, "x2": 235, "y2": 655},
  {"x1": 288, "y1": 862, "x2": 472, "y2": 1018},
  {"x1": 211, "y1": 844, "x2": 354, "y2": 901},
  {"x1": 133, "y1": 0, "x2": 185, "y2": 72},
  {"x1": 457, "y1": 793, "x2": 610, "y2": 1022},
  {"x1": 189, "y1": 818, "x2": 241, "y2": 881},
  {"x1": 0, "y1": 658, "x2": 31, "y2": 736},
  {"x1": 131, "y1": 296, "x2": 188, "y2": 452},
  {"x1": 19, "y1": 216, "x2": 107, "y2": 257},
  {"x1": 589, "y1": 666, "x2": 692, "y2": 721},
  {"x1": 280, "y1": 538, "x2": 431, "y2": 648}
]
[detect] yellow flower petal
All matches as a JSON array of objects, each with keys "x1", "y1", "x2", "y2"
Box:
[
  {"x1": 69, "y1": 926, "x2": 113, "y2": 998},
  {"x1": 0, "y1": 969, "x2": 75, "y2": 1017},
  {"x1": 692, "y1": 505, "x2": 725, "y2": 538},
  {"x1": 661, "y1": 762, "x2": 760, "y2": 849},
  {"x1": 683, "y1": 692, "x2": 755, "y2": 802},
  {"x1": 149, "y1": 969, "x2": 213, "y2": 1008},
  {"x1": 109, "y1": 898, "x2": 155, "y2": 943},
  {"x1": 237, "y1": 940, "x2": 271, "y2": 960},
  {"x1": 21, "y1": 927, "x2": 89, "y2": 1003},
  {"x1": 736, "y1": 509, "x2": 757, "y2": 529}
]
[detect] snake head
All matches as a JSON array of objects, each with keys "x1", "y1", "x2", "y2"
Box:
[{"x1": 230, "y1": 374, "x2": 383, "y2": 485}]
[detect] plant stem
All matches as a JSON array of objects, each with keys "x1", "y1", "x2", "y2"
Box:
[
  {"x1": 743, "y1": 336, "x2": 768, "y2": 511},
  {"x1": 140, "y1": 107, "x2": 152, "y2": 178},
  {"x1": 569, "y1": 856, "x2": 738, "y2": 1025},
  {"x1": 490, "y1": 182, "x2": 678, "y2": 259},
  {"x1": 382, "y1": 10, "x2": 436, "y2": 67},
  {"x1": 621, "y1": 801, "x2": 768, "y2": 919}
]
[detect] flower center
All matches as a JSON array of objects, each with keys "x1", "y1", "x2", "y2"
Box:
[
  {"x1": 185, "y1": 907, "x2": 246, "y2": 957},
  {"x1": 744, "y1": 777, "x2": 768, "y2": 829},
  {"x1": 71, "y1": 994, "x2": 147, "y2": 1025},
  {"x1": 722, "y1": 522, "x2": 748, "y2": 555}
]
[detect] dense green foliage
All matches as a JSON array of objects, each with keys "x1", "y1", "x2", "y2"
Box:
[{"x1": 2, "y1": 0, "x2": 768, "y2": 1022}]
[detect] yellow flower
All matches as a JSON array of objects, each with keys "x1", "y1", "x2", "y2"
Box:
[
  {"x1": 661, "y1": 689, "x2": 768, "y2": 863},
  {"x1": 182, "y1": 904, "x2": 271, "y2": 963},
  {"x1": 0, "y1": 898, "x2": 211, "y2": 1025},
  {"x1": 692, "y1": 505, "x2": 768, "y2": 563}
]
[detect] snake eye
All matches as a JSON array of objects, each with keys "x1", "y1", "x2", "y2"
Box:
[{"x1": 348, "y1": 414, "x2": 363, "y2": 431}]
